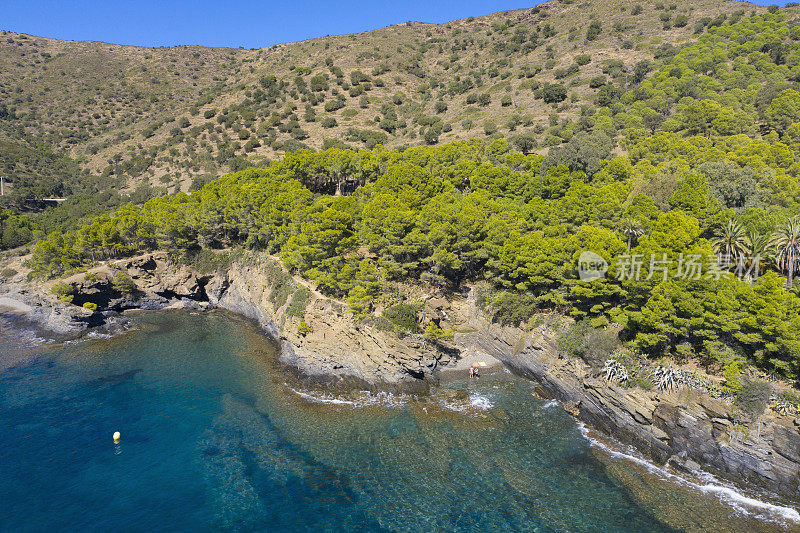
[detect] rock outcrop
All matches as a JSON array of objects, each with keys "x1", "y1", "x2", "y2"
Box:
[
  {"x1": 202, "y1": 256, "x2": 458, "y2": 390},
  {"x1": 0, "y1": 290, "x2": 94, "y2": 337},
  {"x1": 495, "y1": 329, "x2": 800, "y2": 502},
  {"x1": 0, "y1": 252, "x2": 458, "y2": 390}
]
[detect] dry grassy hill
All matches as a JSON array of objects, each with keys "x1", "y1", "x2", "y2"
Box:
[{"x1": 0, "y1": 0, "x2": 770, "y2": 196}]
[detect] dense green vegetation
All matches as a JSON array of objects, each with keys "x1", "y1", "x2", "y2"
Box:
[
  {"x1": 25, "y1": 128, "x2": 800, "y2": 379},
  {"x1": 8, "y1": 5, "x2": 800, "y2": 384},
  {"x1": 0, "y1": 0, "x2": 766, "y2": 200}
]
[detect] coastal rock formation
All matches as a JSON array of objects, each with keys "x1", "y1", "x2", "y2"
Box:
[
  {"x1": 3, "y1": 252, "x2": 799, "y2": 503},
  {"x1": 0, "y1": 264, "x2": 96, "y2": 337},
  {"x1": 203, "y1": 256, "x2": 457, "y2": 390},
  {"x1": 495, "y1": 330, "x2": 800, "y2": 501},
  {"x1": 0, "y1": 290, "x2": 93, "y2": 337},
  {"x1": 0, "y1": 252, "x2": 457, "y2": 390}
]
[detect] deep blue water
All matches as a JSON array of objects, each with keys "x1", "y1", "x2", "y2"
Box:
[{"x1": 0, "y1": 311, "x2": 794, "y2": 532}]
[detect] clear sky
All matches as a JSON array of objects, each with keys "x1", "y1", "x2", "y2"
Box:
[{"x1": 1, "y1": 0, "x2": 789, "y2": 49}]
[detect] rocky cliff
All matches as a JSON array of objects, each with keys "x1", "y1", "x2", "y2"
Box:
[
  {"x1": 494, "y1": 329, "x2": 800, "y2": 502},
  {"x1": 201, "y1": 254, "x2": 458, "y2": 390},
  {"x1": 0, "y1": 252, "x2": 458, "y2": 390}
]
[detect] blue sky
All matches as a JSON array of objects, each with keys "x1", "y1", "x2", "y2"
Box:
[{"x1": 1, "y1": 0, "x2": 790, "y2": 49}]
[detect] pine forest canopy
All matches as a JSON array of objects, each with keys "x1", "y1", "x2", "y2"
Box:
[{"x1": 3, "y1": 1, "x2": 800, "y2": 382}]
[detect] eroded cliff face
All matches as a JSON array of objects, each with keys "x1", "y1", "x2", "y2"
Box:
[
  {"x1": 201, "y1": 256, "x2": 458, "y2": 390},
  {"x1": 0, "y1": 252, "x2": 462, "y2": 390},
  {"x1": 11, "y1": 251, "x2": 457, "y2": 390}
]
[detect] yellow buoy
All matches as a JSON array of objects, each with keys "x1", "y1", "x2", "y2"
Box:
[{"x1": 113, "y1": 431, "x2": 121, "y2": 443}]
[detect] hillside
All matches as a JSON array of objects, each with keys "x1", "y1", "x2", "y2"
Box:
[{"x1": 0, "y1": 0, "x2": 767, "y2": 201}]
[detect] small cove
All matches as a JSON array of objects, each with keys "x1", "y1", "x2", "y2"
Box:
[{"x1": 0, "y1": 309, "x2": 796, "y2": 532}]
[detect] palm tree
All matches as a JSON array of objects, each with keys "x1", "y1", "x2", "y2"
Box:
[
  {"x1": 745, "y1": 230, "x2": 770, "y2": 279},
  {"x1": 620, "y1": 217, "x2": 645, "y2": 252},
  {"x1": 772, "y1": 217, "x2": 800, "y2": 289},
  {"x1": 711, "y1": 219, "x2": 748, "y2": 264}
]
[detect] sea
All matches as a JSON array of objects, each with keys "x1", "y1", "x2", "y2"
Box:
[{"x1": 1, "y1": 309, "x2": 797, "y2": 532}]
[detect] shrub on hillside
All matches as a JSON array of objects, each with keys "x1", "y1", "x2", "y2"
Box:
[
  {"x1": 535, "y1": 83, "x2": 567, "y2": 104},
  {"x1": 383, "y1": 302, "x2": 421, "y2": 333},
  {"x1": 112, "y1": 271, "x2": 136, "y2": 295},
  {"x1": 557, "y1": 320, "x2": 619, "y2": 368},
  {"x1": 51, "y1": 281, "x2": 74, "y2": 304},
  {"x1": 734, "y1": 380, "x2": 771, "y2": 420},
  {"x1": 424, "y1": 322, "x2": 453, "y2": 341},
  {"x1": 586, "y1": 20, "x2": 602, "y2": 41}
]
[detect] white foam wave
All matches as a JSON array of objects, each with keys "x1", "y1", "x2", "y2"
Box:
[
  {"x1": 542, "y1": 399, "x2": 559, "y2": 409},
  {"x1": 288, "y1": 387, "x2": 409, "y2": 408},
  {"x1": 439, "y1": 392, "x2": 494, "y2": 414},
  {"x1": 576, "y1": 422, "x2": 800, "y2": 525},
  {"x1": 290, "y1": 389, "x2": 356, "y2": 405},
  {"x1": 693, "y1": 471, "x2": 800, "y2": 522},
  {"x1": 0, "y1": 326, "x2": 48, "y2": 347},
  {"x1": 24, "y1": 335, "x2": 47, "y2": 346},
  {"x1": 64, "y1": 331, "x2": 113, "y2": 345},
  {"x1": 86, "y1": 331, "x2": 114, "y2": 339},
  {"x1": 470, "y1": 394, "x2": 494, "y2": 410}
]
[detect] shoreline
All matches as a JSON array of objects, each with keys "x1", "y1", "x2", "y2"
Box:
[
  {"x1": 576, "y1": 420, "x2": 800, "y2": 527},
  {"x1": 5, "y1": 310, "x2": 796, "y2": 532},
  {"x1": 4, "y1": 303, "x2": 800, "y2": 526},
  {"x1": 2, "y1": 251, "x2": 800, "y2": 509},
  {"x1": 0, "y1": 297, "x2": 34, "y2": 314}
]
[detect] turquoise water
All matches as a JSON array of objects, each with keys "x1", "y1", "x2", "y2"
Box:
[{"x1": 0, "y1": 311, "x2": 795, "y2": 532}]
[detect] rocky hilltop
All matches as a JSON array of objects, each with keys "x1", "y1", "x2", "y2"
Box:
[
  {"x1": 1, "y1": 252, "x2": 799, "y2": 502},
  {"x1": 0, "y1": 0, "x2": 763, "y2": 196}
]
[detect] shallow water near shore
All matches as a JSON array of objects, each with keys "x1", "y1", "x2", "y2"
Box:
[{"x1": 0, "y1": 310, "x2": 796, "y2": 532}]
